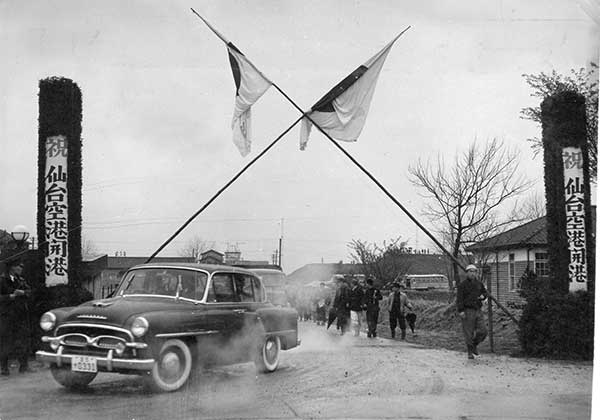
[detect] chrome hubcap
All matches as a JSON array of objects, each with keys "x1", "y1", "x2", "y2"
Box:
[
  {"x1": 265, "y1": 339, "x2": 277, "y2": 363},
  {"x1": 161, "y1": 351, "x2": 181, "y2": 378}
]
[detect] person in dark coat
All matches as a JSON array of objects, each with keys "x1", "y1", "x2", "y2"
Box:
[
  {"x1": 364, "y1": 277, "x2": 382, "y2": 338},
  {"x1": 0, "y1": 259, "x2": 32, "y2": 375},
  {"x1": 332, "y1": 277, "x2": 351, "y2": 335},
  {"x1": 349, "y1": 278, "x2": 365, "y2": 336},
  {"x1": 388, "y1": 282, "x2": 412, "y2": 340},
  {"x1": 456, "y1": 264, "x2": 488, "y2": 359}
]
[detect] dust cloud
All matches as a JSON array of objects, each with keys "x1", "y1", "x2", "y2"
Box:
[{"x1": 292, "y1": 322, "x2": 357, "y2": 353}]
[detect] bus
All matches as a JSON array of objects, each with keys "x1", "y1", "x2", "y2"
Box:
[{"x1": 404, "y1": 274, "x2": 449, "y2": 290}]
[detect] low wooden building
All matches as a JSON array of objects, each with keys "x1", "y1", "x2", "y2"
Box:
[{"x1": 466, "y1": 217, "x2": 549, "y2": 306}]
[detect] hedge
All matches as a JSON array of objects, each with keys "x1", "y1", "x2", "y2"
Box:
[{"x1": 518, "y1": 270, "x2": 594, "y2": 360}]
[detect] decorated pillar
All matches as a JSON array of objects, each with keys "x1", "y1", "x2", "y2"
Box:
[
  {"x1": 541, "y1": 91, "x2": 594, "y2": 294},
  {"x1": 37, "y1": 77, "x2": 82, "y2": 287}
]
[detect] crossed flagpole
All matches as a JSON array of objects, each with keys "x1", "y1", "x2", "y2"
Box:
[
  {"x1": 146, "y1": 10, "x2": 414, "y2": 263},
  {"x1": 145, "y1": 10, "x2": 519, "y2": 325},
  {"x1": 149, "y1": 11, "x2": 452, "y2": 274}
]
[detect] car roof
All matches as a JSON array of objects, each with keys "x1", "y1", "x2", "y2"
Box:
[{"x1": 128, "y1": 262, "x2": 258, "y2": 276}]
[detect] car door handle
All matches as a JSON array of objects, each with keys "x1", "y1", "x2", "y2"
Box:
[{"x1": 233, "y1": 309, "x2": 246, "y2": 314}]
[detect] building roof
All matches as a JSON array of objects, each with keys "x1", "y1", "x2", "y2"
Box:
[
  {"x1": 468, "y1": 207, "x2": 596, "y2": 253},
  {"x1": 201, "y1": 249, "x2": 224, "y2": 257},
  {"x1": 286, "y1": 263, "x2": 362, "y2": 286},
  {"x1": 466, "y1": 217, "x2": 548, "y2": 253},
  {"x1": 82, "y1": 255, "x2": 196, "y2": 270}
]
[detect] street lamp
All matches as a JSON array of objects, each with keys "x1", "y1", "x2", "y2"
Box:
[{"x1": 10, "y1": 225, "x2": 30, "y2": 250}]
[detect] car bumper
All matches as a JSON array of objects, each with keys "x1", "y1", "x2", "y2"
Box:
[{"x1": 36, "y1": 350, "x2": 155, "y2": 372}]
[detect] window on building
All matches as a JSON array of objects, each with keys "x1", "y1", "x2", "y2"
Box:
[
  {"x1": 508, "y1": 253, "x2": 516, "y2": 291},
  {"x1": 535, "y1": 252, "x2": 549, "y2": 277}
]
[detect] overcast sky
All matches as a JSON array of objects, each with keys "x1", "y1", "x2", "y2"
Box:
[{"x1": 0, "y1": 0, "x2": 598, "y2": 273}]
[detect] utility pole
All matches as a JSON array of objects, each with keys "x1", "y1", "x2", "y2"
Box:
[{"x1": 278, "y1": 218, "x2": 284, "y2": 268}]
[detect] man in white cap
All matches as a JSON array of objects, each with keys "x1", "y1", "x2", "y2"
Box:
[{"x1": 456, "y1": 264, "x2": 488, "y2": 359}]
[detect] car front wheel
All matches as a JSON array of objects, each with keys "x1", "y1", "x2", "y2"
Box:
[
  {"x1": 50, "y1": 366, "x2": 97, "y2": 390},
  {"x1": 255, "y1": 335, "x2": 281, "y2": 373},
  {"x1": 146, "y1": 339, "x2": 192, "y2": 392}
]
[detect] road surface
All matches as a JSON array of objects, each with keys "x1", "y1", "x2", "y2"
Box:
[{"x1": 0, "y1": 322, "x2": 592, "y2": 419}]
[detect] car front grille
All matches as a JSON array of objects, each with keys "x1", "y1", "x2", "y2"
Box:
[
  {"x1": 55, "y1": 324, "x2": 134, "y2": 356},
  {"x1": 56, "y1": 324, "x2": 132, "y2": 342}
]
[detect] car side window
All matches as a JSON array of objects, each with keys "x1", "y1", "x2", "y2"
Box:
[
  {"x1": 234, "y1": 274, "x2": 256, "y2": 302},
  {"x1": 251, "y1": 277, "x2": 264, "y2": 302},
  {"x1": 210, "y1": 273, "x2": 238, "y2": 303},
  {"x1": 180, "y1": 272, "x2": 208, "y2": 300}
]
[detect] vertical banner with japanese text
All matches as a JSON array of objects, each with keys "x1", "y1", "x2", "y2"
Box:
[
  {"x1": 562, "y1": 146, "x2": 587, "y2": 292},
  {"x1": 45, "y1": 135, "x2": 69, "y2": 286}
]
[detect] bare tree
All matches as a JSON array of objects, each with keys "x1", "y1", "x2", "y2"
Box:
[
  {"x1": 178, "y1": 235, "x2": 214, "y2": 261},
  {"x1": 408, "y1": 138, "x2": 531, "y2": 287},
  {"x1": 517, "y1": 191, "x2": 547, "y2": 221},
  {"x1": 520, "y1": 65, "x2": 598, "y2": 180},
  {"x1": 347, "y1": 237, "x2": 412, "y2": 287}
]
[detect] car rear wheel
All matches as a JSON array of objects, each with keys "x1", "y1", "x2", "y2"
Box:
[
  {"x1": 50, "y1": 366, "x2": 97, "y2": 389},
  {"x1": 255, "y1": 335, "x2": 281, "y2": 373},
  {"x1": 146, "y1": 339, "x2": 192, "y2": 392}
]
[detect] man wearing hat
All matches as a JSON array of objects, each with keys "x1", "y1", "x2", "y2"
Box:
[
  {"x1": 0, "y1": 259, "x2": 32, "y2": 375},
  {"x1": 456, "y1": 264, "x2": 488, "y2": 359},
  {"x1": 388, "y1": 282, "x2": 412, "y2": 339}
]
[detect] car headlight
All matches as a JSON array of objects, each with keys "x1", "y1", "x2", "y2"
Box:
[
  {"x1": 40, "y1": 312, "x2": 56, "y2": 331},
  {"x1": 131, "y1": 317, "x2": 149, "y2": 337}
]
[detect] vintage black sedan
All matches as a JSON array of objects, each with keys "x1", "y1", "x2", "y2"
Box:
[{"x1": 36, "y1": 263, "x2": 299, "y2": 392}]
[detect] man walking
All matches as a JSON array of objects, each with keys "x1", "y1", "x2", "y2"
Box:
[
  {"x1": 364, "y1": 277, "x2": 382, "y2": 338},
  {"x1": 332, "y1": 277, "x2": 351, "y2": 335},
  {"x1": 388, "y1": 282, "x2": 412, "y2": 340},
  {"x1": 349, "y1": 278, "x2": 365, "y2": 336},
  {"x1": 456, "y1": 264, "x2": 488, "y2": 359},
  {"x1": 0, "y1": 259, "x2": 32, "y2": 375}
]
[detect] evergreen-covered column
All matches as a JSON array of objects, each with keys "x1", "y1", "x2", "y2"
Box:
[
  {"x1": 541, "y1": 91, "x2": 594, "y2": 294},
  {"x1": 37, "y1": 77, "x2": 82, "y2": 287}
]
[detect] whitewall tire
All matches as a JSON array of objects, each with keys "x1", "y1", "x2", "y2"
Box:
[
  {"x1": 255, "y1": 335, "x2": 281, "y2": 373},
  {"x1": 147, "y1": 339, "x2": 193, "y2": 392}
]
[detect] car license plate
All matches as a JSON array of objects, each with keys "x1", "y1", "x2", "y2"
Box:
[{"x1": 71, "y1": 356, "x2": 97, "y2": 373}]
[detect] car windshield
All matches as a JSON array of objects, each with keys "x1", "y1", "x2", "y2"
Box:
[{"x1": 117, "y1": 268, "x2": 208, "y2": 300}]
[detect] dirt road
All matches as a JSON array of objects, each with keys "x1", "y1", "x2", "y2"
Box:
[{"x1": 0, "y1": 322, "x2": 592, "y2": 419}]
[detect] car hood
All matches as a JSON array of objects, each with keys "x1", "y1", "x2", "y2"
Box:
[{"x1": 59, "y1": 296, "x2": 188, "y2": 326}]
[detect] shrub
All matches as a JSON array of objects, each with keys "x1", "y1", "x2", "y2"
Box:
[{"x1": 518, "y1": 269, "x2": 594, "y2": 360}]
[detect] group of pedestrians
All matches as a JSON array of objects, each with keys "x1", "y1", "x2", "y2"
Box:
[
  {"x1": 318, "y1": 276, "x2": 415, "y2": 340},
  {"x1": 301, "y1": 264, "x2": 490, "y2": 360}
]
